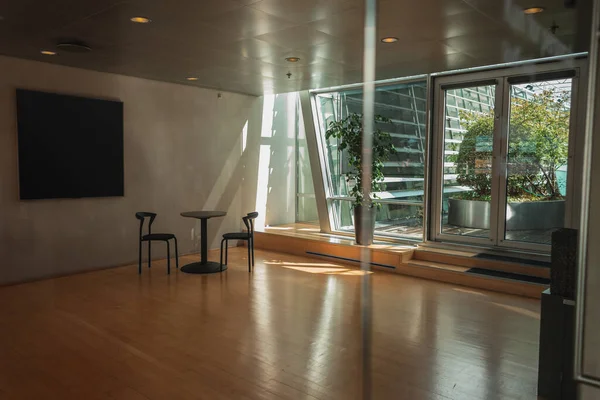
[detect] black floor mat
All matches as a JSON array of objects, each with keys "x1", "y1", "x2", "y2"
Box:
[
  {"x1": 474, "y1": 253, "x2": 551, "y2": 268},
  {"x1": 466, "y1": 267, "x2": 550, "y2": 284}
]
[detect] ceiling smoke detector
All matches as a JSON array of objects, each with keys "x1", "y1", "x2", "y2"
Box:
[{"x1": 56, "y1": 40, "x2": 92, "y2": 53}]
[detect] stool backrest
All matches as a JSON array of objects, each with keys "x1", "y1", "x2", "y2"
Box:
[
  {"x1": 243, "y1": 212, "x2": 259, "y2": 237},
  {"x1": 135, "y1": 212, "x2": 156, "y2": 238}
]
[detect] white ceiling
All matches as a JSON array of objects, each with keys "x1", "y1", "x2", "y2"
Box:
[{"x1": 0, "y1": 0, "x2": 590, "y2": 96}]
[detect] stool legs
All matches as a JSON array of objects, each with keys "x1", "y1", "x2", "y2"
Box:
[
  {"x1": 138, "y1": 239, "x2": 142, "y2": 274},
  {"x1": 251, "y1": 237, "x2": 255, "y2": 267},
  {"x1": 220, "y1": 238, "x2": 225, "y2": 269},
  {"x1": 166, "y1": 240, "x2": 171, "y2": 275},
  {"x1": 174, "y1": 237, "x2": 179, "y2": 269},
  {"x1": 247, "y1": 241, "x2": 251, "y2": 272}
]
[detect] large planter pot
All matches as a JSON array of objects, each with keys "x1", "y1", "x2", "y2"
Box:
[
  {"x1": 354, "y1": 205, "x2": 376, "y2": 245},
  {"x1": 448, "y1": 198, "x2": 565, "y2": 230},
  {"x1": 447, "y1": 199, "x2": 492, "y2": 229}
]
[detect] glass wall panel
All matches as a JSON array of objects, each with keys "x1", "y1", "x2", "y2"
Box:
[
  {"x1": 314, "y1": 80, "x2": 427, "y2": 240},
  {"x1": 329, "y1": 199, "x2": 423, "y2": 241},
  {"x1": 433, "y1": 67, "x2": 577, "y2": 252},
  {"x1": 504, "y1": 78, "x2": 573, "y2": 245},
  {"x1": 441, "y1": 84, "x2": 496, "y2": 238}
]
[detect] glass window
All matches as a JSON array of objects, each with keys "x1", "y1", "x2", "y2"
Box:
[
  {"x1": 504, "y1": 78, "x2": 573, "y2": 245},
  {"x1": 329, "y1": 199, "x2": 424, "y2": 240},
  {"x1": 314, "y1": 80, "x2": 428, "y2": 241},
  {"x1": 441, "y1": 84, "x2": 496, "y2": 238}
]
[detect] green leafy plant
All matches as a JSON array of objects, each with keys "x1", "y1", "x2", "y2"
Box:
[
  {"x1": 450, "y1": 88, "x2": 570, "y2": 202},
  {"x1": 325, "y1": 113, "x2": 396, "y2": 207}
]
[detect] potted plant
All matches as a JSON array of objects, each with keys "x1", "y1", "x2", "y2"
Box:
[
  {"x1": 447, "y1": 88, "x2": 569, "y2": 230},
  {"x1": 325, "y1": 113, "x2": 396, "y2": 245}
]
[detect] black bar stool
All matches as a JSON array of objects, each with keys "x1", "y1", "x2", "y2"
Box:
[
  {"x1": 220, "y1": 212, "x2": 258, "y2": 272},
  {"x1": 135, "y1": 212, "x2": 178, "y2": 274}
]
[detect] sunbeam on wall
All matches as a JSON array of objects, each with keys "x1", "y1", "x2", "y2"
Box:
[{"x1": 253, "y1": 93, "x2": 303, "y2": 230}]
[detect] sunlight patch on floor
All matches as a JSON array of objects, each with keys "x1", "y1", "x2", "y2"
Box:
[
  {"x1": 281, "y1": 265, "x2": 373, "y2": 275},
  {"x1": 264, "y1": 259, "x2": 372, "y2": 275},
  {"x1": 264, "y1": 261, "x2": 341, "y2": 267}
]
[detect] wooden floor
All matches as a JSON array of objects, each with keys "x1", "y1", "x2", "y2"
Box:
[{"x1": 0, "y1": 248, "x2": 543, "y2": 400}]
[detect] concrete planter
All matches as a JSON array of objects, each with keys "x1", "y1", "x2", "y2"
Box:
[{"x1": 448, "y1": 198, "x2": 565, "y2": 230}]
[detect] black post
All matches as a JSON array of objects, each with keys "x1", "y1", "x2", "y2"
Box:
[
  {"x1": 148, "y1": 220, "x2": 152, "y2": 268},
  {"x1": 138, "y1": 239, "x2": 142, "y2": 274},
  {"x1": 200, "y1": 218, "x2": 208, "y2": 264},
  {"x1": 174, "y1": 237, "x2": 179, "y2": 269},
  {"x1": 166, "y1": 241, "x2": 171, "y2": 275},
  {"x1": 247, "y1": 241, "x2": 251, "y2": 272}
]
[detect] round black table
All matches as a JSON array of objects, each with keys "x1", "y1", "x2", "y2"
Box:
[{"x1": 180, "y1": 211, "x2": 227, "y2": 274}]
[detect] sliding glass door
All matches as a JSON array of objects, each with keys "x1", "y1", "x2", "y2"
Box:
[
  {"x1": 499, "y1": 76, "x2": 574, "y2": 247},
  {"x1": 432, "y1": 67, "x2": 579, "y2": 252},
  {"x1": 437, "y1": 80, "x2": 503, "y2": 246}
]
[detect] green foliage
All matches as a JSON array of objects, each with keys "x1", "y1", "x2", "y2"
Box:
[
  {"x1": 453, "y1": 88, "x2": 570, "y2": 202},
  {"x1": 325, "y1": 113, "x2": 396, "y2": 207}
]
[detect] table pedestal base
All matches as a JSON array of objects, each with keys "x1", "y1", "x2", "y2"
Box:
[{"x1": 181, "y1": 261, "x2": 227, "y2": 274}]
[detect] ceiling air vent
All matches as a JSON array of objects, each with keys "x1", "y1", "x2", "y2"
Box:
[{"x1": 56, "y1": 40, "x2": 92, "y2": 53}]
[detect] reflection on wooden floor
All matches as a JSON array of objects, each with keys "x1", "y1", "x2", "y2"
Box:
[{"x1": 0, "y1": 248, "x2": 541, "y2": 399}]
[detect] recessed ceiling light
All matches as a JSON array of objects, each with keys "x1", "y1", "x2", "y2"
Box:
[
  {"x1": 523, "y1": 7, "x2": 544, "y2": 14},
  {"x1": 381, "y1": 37, "x2": 399, "y2": 43},
  {"x1": 40, "y1": 50, "x2": 57, "y2": 55},
  {"x1": 130, "y1": 16, "x2": 151, "y2": 23},
  {"x1": 285, "y1": 57, "x2": 300, "y2": 62},
  {"x1": 186, "y1": 77, "x2": 199, "y2": 81}
]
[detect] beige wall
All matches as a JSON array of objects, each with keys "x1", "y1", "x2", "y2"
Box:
[{"x1": 0, "y1": 55, "x2": 258, "y2": 285}]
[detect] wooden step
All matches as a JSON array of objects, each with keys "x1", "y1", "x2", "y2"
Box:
[
  {"x1": 253, "y1": 231, "x2": 415, "y2": 273},
  {"x1": 414, "y1": 247, "x2": 550, "y2": 279},
  {"x1": 253, "y1": 230, "x2": 547, "y2": 298},
  {"x1": 406, "y1": 259, "x2": 548, "y2": 299}
]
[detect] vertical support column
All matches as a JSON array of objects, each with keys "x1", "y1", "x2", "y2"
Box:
[
  {"x1": 575, "y1": 0, "x2": 600, "y2": 396},
  {"x1": 360, "y1": 0, "x2": 377, "y2": 398},
  {"x1": 422, "y1": 74, "x2": 433, "y2": 242},
  {"x1": 299, "y1": 90, "x2": 332, "y2": 233}
]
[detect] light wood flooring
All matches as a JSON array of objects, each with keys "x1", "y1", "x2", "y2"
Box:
[{"x1": 0, "y1": 248, "x2": 542, "y2": 400}]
